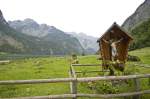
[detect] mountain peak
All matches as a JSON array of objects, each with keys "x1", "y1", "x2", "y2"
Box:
[
  {"x1": 0, "y1": 10, "x2": 2, "y2": 16},
  {"x1": 0, "y1": 10, "x2": 8, "y2": 25},
  {"x1": 23, "y1": 18, "x2": 39, "y2": 25},
  {"x1": 24, "y1": 18, "x2": 35, "y2": 22}
]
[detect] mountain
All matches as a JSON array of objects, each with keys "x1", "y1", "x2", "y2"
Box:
[
  {"x1": 0, "y1": 10, "x2": 8, "y2": 25},
  {"x1": 67, "y1": 32, "x2": 99, "y2": 54},
  {"x1": 122, "y1": 0, "x2": 150, "y2": 50},
  {"x1": 122, "y1": 0, "x2": 150, "y2": 32},
  {"x1": 0, "y1": 10, "x2": 27, "y2": 53},
  {"x1": 8, "y1": 19, "x2": 57, "y2": 37},
  {"x1": 0, "y1": 10, "x2": 52, "y2": 54},
  {"x1": 129, "y1": 18, "x2": 150, "y2": 50},
  {"x1": 0, "y1": 10, "x2": 83, "y2": 55},
  {"x1": 9, "y1": 18, "x2": 98, "y2": 55}
]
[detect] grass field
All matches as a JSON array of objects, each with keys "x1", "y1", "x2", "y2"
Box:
[{"x1": 0, "y1": 47, "x2": 150, "y2": 98}]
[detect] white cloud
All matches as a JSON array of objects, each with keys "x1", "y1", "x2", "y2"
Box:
[{"x1": 0, "y1": 0, "x2": 145, "y2": 37}]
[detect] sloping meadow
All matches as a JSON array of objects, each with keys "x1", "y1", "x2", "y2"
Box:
[{"x1": 0, "y1": 48, "x2": 150, "y2": 98}]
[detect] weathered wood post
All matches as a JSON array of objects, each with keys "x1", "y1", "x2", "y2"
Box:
[
  {"x1": 132, "y1": 78, "x2": 140, "y2": 99},
  {"x1": 70, "y1": 78, "x2": 77, "y2": 99},
  {"x1": 69, "y1": 65, "x2": 77, "y2": 99}
]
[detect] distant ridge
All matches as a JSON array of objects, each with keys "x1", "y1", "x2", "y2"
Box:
[
  {"x1": 9, "y1": 18, "x2": 98, "y2": 54},
  {"x1": 67, "y1": 32, "x2": 99, "y2": 54},
  {"x1": 0, "y1": 10, "x2": 84, "y2": 55}
]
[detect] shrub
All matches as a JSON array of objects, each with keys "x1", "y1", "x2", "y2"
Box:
[
  {"x1": 127, "y1": 55, "x2": 141, "y2": 62},
  {"x1": 87, "y1": 81, "x2": 119, "y2": 94}
]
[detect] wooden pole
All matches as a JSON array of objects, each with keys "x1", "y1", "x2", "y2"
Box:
[
  {"x1": 69, "y1": 65, "x2": 77, "y2": 99},
  {"x1": 72, "y1": 64, "x2": 101, "y2": 66},
  {"x1": 2, "y1": 90, "x2": 150, "y2": 99},
  {"x1": 70, "y1": 65, "x2": 76, "y2": 78},
  {"x1": 0, "y1": 74, "x2": 150, "y2": 85},
  {"x1": 71, "y1": 80, "x2": 77, "y2": 99},
  {"x1": 132, "y1": 78, "x2": 140, "y2": 99},
  {"x1": 7, "y1": 94, "x2": 76, "y2": 99},
  {"x1": 75, "y1": 70, "x2": 109, "y2": 74},
  {"x1": 69, "y1": 71, "x2": 77, "y2": 98}
]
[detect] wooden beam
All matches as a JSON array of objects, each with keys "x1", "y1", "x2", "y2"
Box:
[
  {"x1": 2, "y1": 90, "x2": 150, "y2": 99},
  {"x1": 0, "y1": 60, "x2": 10, "y2": 63},
  {"x1": 75, "y1": 70, "x2": 109, "y2": 73},
  {"x1": 0, "y1": 74, "x2": 150, "y2": 85},
  {"x1": 69, "y1": 71, "x2": 77, "y2": 99},
  {"x1": 70, "y1": 65, "x2": 77, "y2": 99},
  {"x1": 77, "y1": 90, "x2": 150, "y2": 98},
  {"x1": 70, "y1": 65, "x2": 77, "y2": 78},
  {"x1": 72, "y1": 64, "x2": 101, "y2": 66},
  {"x1": 0, "y1": 78, "x2": 76, "y2": 85},
  {"x1": 3, "y1": 94, "x2": 76, "y2": 99},
  {"x1": 132, "y1": 78, "x2": 141, "y2": 99},
  {"x1": 77, "y1": 74, "x2": 150, "y2": 82}
]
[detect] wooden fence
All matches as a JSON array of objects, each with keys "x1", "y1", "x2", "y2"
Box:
[
  {"x1": 0, "y1": 64, "x2": 150, "y2": 99},
  {"x1": 0, "y1": 74, "x2": 150, "y2": 98}
]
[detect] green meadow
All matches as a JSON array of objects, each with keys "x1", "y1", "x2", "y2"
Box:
[{"x1": 0, "y1": 47, "x2": 150, "y2": 98}]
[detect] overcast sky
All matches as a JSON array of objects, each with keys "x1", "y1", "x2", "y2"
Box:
[{"x1": 0, "y1": 0, "x2": 145, "y2": 37}]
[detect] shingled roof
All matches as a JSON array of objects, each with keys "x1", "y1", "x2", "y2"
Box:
[{"x1": 97, "y1": 22, "x2": 133, "y2": 42}]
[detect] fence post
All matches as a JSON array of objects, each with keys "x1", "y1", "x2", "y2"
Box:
[
  {"x1": 132, "y1": 78, "x2": 140, "y2": 99},
  {"x1": 69, "y1": 65, "x2": 77, "y2": 99},
  {"x1": 70, "y1": 79, "x2": 77, "y2": 99}
]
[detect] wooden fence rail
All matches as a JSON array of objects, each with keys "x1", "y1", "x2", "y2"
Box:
[
  {"x1": 2, "y1": 90, "x2": 150, "y2": 99},
  {"x1": 0, "y1": 74, "x2": 150, "y2": 99},
  {"x1": 72, "y1": 64, "x2": 101, "y2": 66},
  {"x1": 1, "y1": 74, "x2": 150, "y2": 85}
]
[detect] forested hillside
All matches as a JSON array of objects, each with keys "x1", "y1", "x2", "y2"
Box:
[{"x1": 130, "y1": 18, "x2": 150, "y2": 50}]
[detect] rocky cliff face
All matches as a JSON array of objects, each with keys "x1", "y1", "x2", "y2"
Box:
[
  {"x1": 122, "y1": 0, "x2": 150, "y2": 50},
  {"x1": 0, "y1": 10, "x2": 8, "y2": 25},
  {"x1": 122, "y1": 0, "x2": 150, "y2": 31},
  {"x1": 0, "y1": 10, "x2": 25, "y2": 53},
  {"x1": 67, "y1": 32, "x2": 99, "y2": 54},
  {"x1": 9, "y1": 19, "x2": 56, "y2": 37}
]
